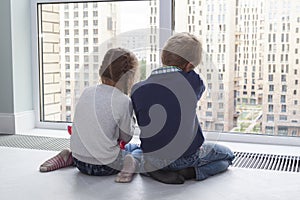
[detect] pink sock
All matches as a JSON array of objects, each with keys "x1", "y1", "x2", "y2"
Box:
[{"x1": 39, "y1": 149, "x2": 73, "y2": 172}]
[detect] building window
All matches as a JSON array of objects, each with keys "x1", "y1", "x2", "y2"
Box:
[
  {"x1": 83, "y1": 11, "x2": 88, "y2": 18},
  {"x1": 280, "y1": 95, "x2": 286, "y2": 103},
  {"x1": 83, "y1": 20, "x2": 88, "y2": 27},
  {"x1": 93, "y1": 47, "x2": 98, "y2": 52},
  {"x1": 268, "y1": 105, "x2": 273, "y2": 112},
  {"x1": 207, "y1": 102, "x2": 212, "y2": 108},
  {"x1": 281, "y1": 105, "x2": 287, "y2": 113},
  {"x1": 107, "y1": 17, "x2": 113, "y2": 30},
  {"x1": 267, "y1": 114, "x2": 274, "y2": 122},
  {"x1": 268, "y1": 74, "x2": 273, "y2": 81},
  {"x1": 278, "y1": 127, "x2": 288, "y2": 136},
  {"x1": 279, "y1": 115, "x2": 287, "y2": 121},
  {"x1": 215, "y1": 124, "x2": 224, "y2": 131},
  {"x1": 265, "y1": 126, "x2": 274, "y2": 134},
  {"x1": 206, "y1": 111, "x2": 212, "y2": 117},
  {"x1": 268, "y1": 95, "x2": 273, "y2": 103},
  {"x1": 282, "y1": 85, "x2": 287, "y2": 92},
  {"x1": 93, "y1": 11, "x2": 98, "y2": 17},
  {"x1": 93, "y1": 20, "x2": 98, "y2": 26}
]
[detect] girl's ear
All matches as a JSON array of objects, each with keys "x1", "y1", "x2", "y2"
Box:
[{"x1": 183, "y1": 62, "x2": 194, "y2": 72}]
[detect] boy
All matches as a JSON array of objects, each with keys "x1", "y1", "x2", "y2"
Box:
[{"x1": 131, "y1": 33, "x2": 235, "y2": 184}]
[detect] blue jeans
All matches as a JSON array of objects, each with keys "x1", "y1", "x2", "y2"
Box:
[
  {"x1": 145, "y1": 143, "x2": 235, "y2": 181},
  {"x1": 73, "y1": 144, "x2": 142, "y2": 176}
]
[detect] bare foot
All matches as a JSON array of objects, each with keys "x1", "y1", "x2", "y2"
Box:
[{"x1": 115, "y1": 154, "x2": 137, "y2": 183}]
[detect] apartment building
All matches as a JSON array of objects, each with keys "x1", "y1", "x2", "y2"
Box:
[
  {"x1": 235, "y1": 0, "x2": 264, "y2": 105},
  {"x1": 174, "y1": 0, "x2": 300, "y2": 135},
  {"x1": 261, "y1": 0, "x2": 300, "y2": 136},
  {"x1": 59, "y1": 2, "x2": 119, "y2": 122},
  {"x1": 174, "y1": 0, "x2": 236, "y2": 132},
  {"x1": 147, "y1": 0, "x2": 160, "y2": 76}
]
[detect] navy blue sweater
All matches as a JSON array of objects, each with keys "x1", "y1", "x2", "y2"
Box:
[{"x1": 131, "y1": 70, "x2": 206, "y2": 159}]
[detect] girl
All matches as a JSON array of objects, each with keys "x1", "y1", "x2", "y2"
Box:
[{"x1": 39, "y1": 48, "x2": 141, "y2": 183}]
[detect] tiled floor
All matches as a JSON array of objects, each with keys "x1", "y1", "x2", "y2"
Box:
[{"x1": 1, "y1": 129, "x2": 300, "y2": 200}]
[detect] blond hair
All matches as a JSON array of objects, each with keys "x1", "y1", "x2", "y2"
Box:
[
  {"x1": 99, "y1": 48, "x2": 138, "y2": 94},
  {"x1": 161, "y1": 32, "x2": 202, "y2": 69}
]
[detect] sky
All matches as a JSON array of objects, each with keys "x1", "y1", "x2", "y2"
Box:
[{"x1": 119, "y1": 1, "x2": 150, "y2": 33}]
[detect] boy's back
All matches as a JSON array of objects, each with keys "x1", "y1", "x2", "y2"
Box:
[{"x1": 131, "y1": 67, "x2": 205, "y2": 161}]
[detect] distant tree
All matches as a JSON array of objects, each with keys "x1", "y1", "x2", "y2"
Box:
[{"x1": 139, "y1": 59, "x2": 146, "y2": 81}]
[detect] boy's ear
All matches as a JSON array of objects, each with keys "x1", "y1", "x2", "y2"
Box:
[{"x1": 183, "y1": 63, "x2": 194, "y2": 72}]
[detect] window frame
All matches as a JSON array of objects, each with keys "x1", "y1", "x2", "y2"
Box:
[{"x1": 31, "y1": 0, "x2": 300, "y2": 146}]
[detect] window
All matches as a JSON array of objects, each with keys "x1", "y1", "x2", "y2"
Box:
[
  {"x1": 36, "y1": 1, "x2": 158, "y2": 123},
  {"x1": 93, "y1": 56, "x2": 98, "y2": 62},
  {"x1": 206, "y1": 111, "x2": 212, "y2": 117},
  {"x1": 84, "y1": 29, "x2": 88, "y2": 35},
  {"x1": 278, "y1": 126, "x2": 288, "y2": 136},
  {"x1": 93, "y1": 20, "x2": 98, "y2": 26},
  {"x1": 93, "y1": 38, "x2": 98, "y2": 44},
  {"x1": 217, "y1": 112, "x2": 224, "y2": 120},
  {"x1": 279, "y1": 115, "x2": 287, "y2": 121},
  {"x1": 282, "y1": 85, "x2": 287, "y2": 92},
  {"x1": 281, "y1": 95, "x2": 286, "y2": 103},
  {"x1": 83, "y1": 11, "x2": 88, "y2": 18},
  {"x1": 268, "y1": 74, "x2": 273, "y2": 81},
  {"x1": 107, "y1": 17, "x2": 113, "y2": 30},
  {"x1": 267, "y1": 114, "x2": 274, "y2": 122},
  {"x1": 265, "y1": 126, "x2": 274, "y2": 134},
  {"x1": 93, "y1": 47, "x2": 98, "y2": 52},
  {"x1": 83, "y1": 20, "x2": 88, "y2": 27},
  {"x1": 35, "y1": 0, "x2": 299, "y2": 140},
  {"x1": 74, "y1": 12, "x2": 78, "y2": 18},
  {"x1": 268, "y1": 95, "x2": 273, "y2": 103},
  {"x1": 64, "y1": 21, "x2": 69, "y2": 27},
  {"x1": 207, "y1": 102, "x2": 212, "y2": 108},
  {"x1": 93, "y1": 11, "x2": 98, "y2": 17},
  {"x1": 268, "y1": 105, "x2": 273, "y2": 112},
  {"x1": 281, "y1": 105, "x2": 287, "y2": 113}
]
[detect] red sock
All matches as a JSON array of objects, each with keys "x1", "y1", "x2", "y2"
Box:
[{"x1": 40, "y1": 149, "x2": 73, "y2": 172}]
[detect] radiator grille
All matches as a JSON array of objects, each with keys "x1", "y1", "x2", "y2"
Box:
[
  {"x1": 0, "y1": 134, "x2": 69, "y2": 151},
  {"x1": 233, "y1": 151, "x2": 300, "y2": 172},
  {"x1": 0, "y1": 134, "x2": 299, "y2": 172}
]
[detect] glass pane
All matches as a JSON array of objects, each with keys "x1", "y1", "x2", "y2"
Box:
[
  {"x1": 38, "y1": 0, "x2": 159, "y2": 122},
  {"x1": 174, "y1": 0, "x2": 300, "y2": 136}
]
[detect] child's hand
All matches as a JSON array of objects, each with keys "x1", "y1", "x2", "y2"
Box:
[
  {"x1": 67, "y1": 125, "x2": 72, "y2": 135},
  {"x1": 119, "y1": 140, "x2": 127, "y2": 150}
]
